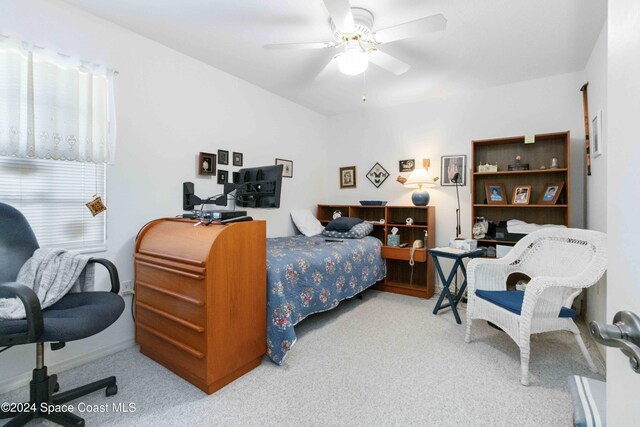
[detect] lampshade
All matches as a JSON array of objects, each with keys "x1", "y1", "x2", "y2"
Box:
[
  {"x1": 337, "y1": 42, "x2": 369, "y2": 76},
  {"x1": 404, "y1": 168, "x2": 436, "y2": 189}
]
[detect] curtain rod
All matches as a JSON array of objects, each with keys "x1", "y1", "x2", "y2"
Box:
[{"x1": 0, "y1": 34, "x2": 119, "y2": 75}]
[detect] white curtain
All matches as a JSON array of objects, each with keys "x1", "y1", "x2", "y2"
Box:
[{"x1": 0, "y1": 36, "x2": 116, "y2": 164}]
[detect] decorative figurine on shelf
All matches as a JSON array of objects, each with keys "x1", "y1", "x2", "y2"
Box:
[
  {"x1": 508, "y1": 155, "x2": 529, "y2": 171},
  {"x1": 333, "y1": 210, "x2": 342, "y2": 219},
  {"x1": 473, "y1": 217, "x2": 488, "y2": 239},
  {"x1": 405, "y1": 217, "x2": 414, "y2": 226},
  {"x1": 478, "y1": 162, "x2": 498, "y2": 173},
  {"x1": 550, "y1": 157, "x2": 560, "y2": 169}
]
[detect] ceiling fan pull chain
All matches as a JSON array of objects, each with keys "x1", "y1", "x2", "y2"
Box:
[{"x1": 362, "y1": 70, "x2": 367, "y2": 102}]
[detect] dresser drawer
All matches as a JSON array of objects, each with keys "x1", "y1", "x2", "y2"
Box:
[
  {"x1": 136, "y1": 326, "x2": 207, "y2": 381},
  {"x1": 135, "y1": 282, "x2": 205, "y2": 327},
  {"x1": 136, "y1": 301, "x2": 206, "y2": 354},
  {"x1": 135, "y1": 260, "x2": 205, "y2": 302}
]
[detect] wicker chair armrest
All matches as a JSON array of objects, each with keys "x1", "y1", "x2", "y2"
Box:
[
  {"x1": 0, "y1": 282, "x2": 43, "y2": 345},
  {"x1": 467, "y1": 258, "x2": 513, "y2": 293}
]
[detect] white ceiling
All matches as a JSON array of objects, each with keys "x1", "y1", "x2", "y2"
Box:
[{"x1": 62, "y1": 0, "x2": 606, "y2": 116}]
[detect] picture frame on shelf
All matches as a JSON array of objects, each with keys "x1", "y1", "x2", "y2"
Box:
[
  {"x1": 276, "y1": 158, "x2": 293, "y2": 178},
  {"x1": 399, "y1": 159, "x2": 415, "y2": 172},
  {"x1": 441, "y1": 155, "x2": 467, "y2": 186},
  {"x1": 218, "y1": 149, "x2": 229, "y2": 165},
  {"x1": 339, "y1": 166, "x2": 357, "y2": 189},
  {"x1": 217, "y1": 169, "x2": 228, "y2": 184},
  {"x1": 232, "y1": 152, "x2": 243, "y2": 167},
  {"x1": 591, "y1": 110, "x2": 603, "y2": 157},
  {"x1": 485, "y1": 183, "x2": 507, "y2": 205},
  {"x1": 198, "y1": 152, "x2": 216, "y2": 176},
  {"x1": 366, "y1": 162, "x2": 390, "y2": 188},
  {"x1": 538, "y1": 182, "x2": 565, "y2": 205},
  {"x1": 512, "y1": 185, "x2": 532, "y2": 204}
]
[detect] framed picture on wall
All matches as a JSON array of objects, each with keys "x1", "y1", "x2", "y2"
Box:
[
  {"x1": 198, "y1": 152, "x2": 216, "y2": 176},
  {"x1": 399, "y1": 159, "x2": 415, "y2": 172},
  {"x1": 233, "y1": 152, "x2": 243, "y2": 167},
  {"x1": 217, "y1": 170, "x2": 228, "y2": 184},
  {"x1": 591, "y1": 110, "x2": 603, "y2": 157},
  {"x1": 218, "y1": 149, "x2": 229, "y2": 165},
  {"x1": 366, "y1": 162, "x2": 389, "y2": 188},
  {"x1": 441, "y1": 155, "x2": 467, "y2": 186},
  {"x1": 276, "y1": 158, "x2": 293, "y2": 178},
  {"x1": 339, "y1": 166, "x2": 357, "y2": 189}
]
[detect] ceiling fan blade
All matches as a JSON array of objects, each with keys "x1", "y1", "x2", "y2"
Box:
[
  {"x1": 374, "y1": 14, "x2": 447, "y2": 44},
  {"x1": 263, "y1": 42, "x2": 336, "y2": 50},
  {"x1": 323, "y1": 0, "x2": 355, "y2": 34},
  {"x1": 315, "y1": 55, "x2": 340, "y2": 81},
  {"x1": 368, "y1": 50, "x2": 411, "y2": 75}
]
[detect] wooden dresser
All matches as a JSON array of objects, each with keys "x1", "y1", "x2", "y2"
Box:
[{"x1": 134, "y1": 218, "x2": 266, "y2": 394}]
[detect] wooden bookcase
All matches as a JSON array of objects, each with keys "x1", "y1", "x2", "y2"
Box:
[
  {"x1": 471, "y1": 131, "x2": 570, "y2": 247},
  {"x1": 317, "y1": 204, "x2": 436, "y2": 298}
]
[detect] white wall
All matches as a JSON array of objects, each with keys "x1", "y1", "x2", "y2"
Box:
[
  {"x1": 0, "y1": 0, "x2": 328, "y2": 391},
  {"x1": 583, "y1": 22, "x2": 608, "y2": 358},
  {"x1": 606, "y1": 1, "x2": 640, "y2": 425},
  {"x1": 324, "y1": 72, "x2": 586, "y2": 249}
]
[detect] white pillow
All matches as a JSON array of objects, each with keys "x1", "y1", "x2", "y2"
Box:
[{"x1": 290, "y1": 209, "x2": 324, "y2": 237}]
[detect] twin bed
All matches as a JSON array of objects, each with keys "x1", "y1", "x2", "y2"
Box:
[{"x1": 265, "y1": 234, "x2": 386, "y2": 364}]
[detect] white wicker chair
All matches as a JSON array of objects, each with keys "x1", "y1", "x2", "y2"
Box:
[{"x1": 465, "y1": 228, "x2": 607, "y2": 385}]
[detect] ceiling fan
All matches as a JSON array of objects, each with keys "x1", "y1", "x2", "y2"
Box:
[{"x1": 263, "y1": 0, "x2": 447, "y2": 78}]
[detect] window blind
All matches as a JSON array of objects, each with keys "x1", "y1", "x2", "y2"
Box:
[{"x1": 0, "y1": 156, "x2": 106, "y2": 251}]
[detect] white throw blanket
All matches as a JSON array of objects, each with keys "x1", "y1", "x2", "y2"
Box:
[{"x1": 0, "y1": 249, "x2": 94, "y2": 320}]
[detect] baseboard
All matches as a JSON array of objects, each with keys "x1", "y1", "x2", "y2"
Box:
[{"x1": 0, "y1": 338, "x2": 136, "y2": 395}]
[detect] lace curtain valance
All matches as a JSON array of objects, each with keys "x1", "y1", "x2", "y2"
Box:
[{"x1": 0, "y1": 36, "x2": 116, "y2": 164}]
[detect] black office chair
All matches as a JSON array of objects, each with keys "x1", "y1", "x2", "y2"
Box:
[{"x1": 0, "y1": 203, "x2": 125, "y2": 427}]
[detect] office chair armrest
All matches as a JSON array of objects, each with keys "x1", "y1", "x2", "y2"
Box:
[
  {"x1": 88, "y1": 258, "x2": 120, "y2": 294},
  {"x1": 0, "y1": 282, "x2": 44, "y2": 345}
]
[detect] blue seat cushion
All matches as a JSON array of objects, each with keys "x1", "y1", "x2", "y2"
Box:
[
  {"x1": 0, "y1": 292, "x2": 124, "y2": 342},
  {"x1": 475, "y1": 290, "x2": 576, "y2": 318}
]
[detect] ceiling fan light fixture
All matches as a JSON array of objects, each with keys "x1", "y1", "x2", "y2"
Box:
[{"x1": 337, "y1": 42, "x2": 368, "y2": 76}]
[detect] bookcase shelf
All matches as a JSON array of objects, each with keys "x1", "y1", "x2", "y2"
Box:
[
  {"x1": 317, "y1": 204, "x2": 435, "y2": 298},
  {"x1": 471, "y1": 131, "x2": 571, "y2": 248}
]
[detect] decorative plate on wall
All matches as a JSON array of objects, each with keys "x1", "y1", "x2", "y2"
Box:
[{"x1": 366, "y1": 162, "x2": 389, "y2": 188}]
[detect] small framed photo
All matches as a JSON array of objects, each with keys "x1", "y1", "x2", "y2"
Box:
[
  {"x1": 591, "y1": 110, "x2": 603, "y2": 157},
  {"x1": 233, "y1": 152, "x2": 243, "y2": 167},
  {"x1": 399, "y1": 159, "x2": 415, "y2": 172},
  {"x1": 339, "y1": 166, "x2": 357, "y2": 189},
  {"x1": 366, "y1": 162, "x2": 390, "y2": 188},
  {"x1": 441, "y1": 155, "x2": 467, "y2": 186},
  {"x1": 512, "y1": 185, "x2": 532, "y2": 204},
  {"x1": 485, "y1": 183, "x2": 507, "y2": 205},
  {"x1": 218, "y1": 149, "x2": 229, "y2": 165},
  {"x1": 276, "y1": 158, "x2": 293, "y2": 178},
  {"x1": 217, "y1": 169, "x2": 228, "y2": 184},
  {"x1": 232, "y1": 172, "x2": 240, "y2": 184},
  {"x1": 198, "y1": 152, "x2": 216, "y2": 176},
  {"x1": 538, "y1": 182, "x2": 565, "y2": 205}
]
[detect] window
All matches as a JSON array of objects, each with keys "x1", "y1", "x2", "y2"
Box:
[
  {"x1": 0, "y1": 36, "x2": 115, "y2": 251},
  {"x1": 0, "y1": 157, "x2": 106, "y2": 250}
]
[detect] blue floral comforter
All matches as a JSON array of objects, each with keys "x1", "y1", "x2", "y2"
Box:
[{"x1": 266, "y1": 235, "x2": 386, "y2": 364}]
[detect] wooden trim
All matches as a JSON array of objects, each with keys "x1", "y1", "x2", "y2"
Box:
[
  {"x1": 136, "y1": 301, "x2": 205, "y2": 333},
  {"x1": 135, "y1": 260, "x2": 204, "y2": 280},
  {"x1": 136, "y1": 280, "x2": 205, "y2": 306},
  {"x1": 137, "y1": 323, "x2": 205, "y2": 359},
  {"x1": 137, "y1": 249, "x2": 205, "y2": 267}
]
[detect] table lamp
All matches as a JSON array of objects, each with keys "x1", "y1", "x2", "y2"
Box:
[{"x1": 404, "y1": 167, "x2": 436, "y2": 206}]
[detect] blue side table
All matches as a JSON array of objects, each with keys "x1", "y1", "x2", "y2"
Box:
[{"x1": 430, "y1": 247, "x2": 485, "y2": 324}]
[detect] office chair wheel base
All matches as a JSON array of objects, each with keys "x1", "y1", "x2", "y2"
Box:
[{"x1": 106, "y1": 384, "x2": 118, "y2": 397}]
